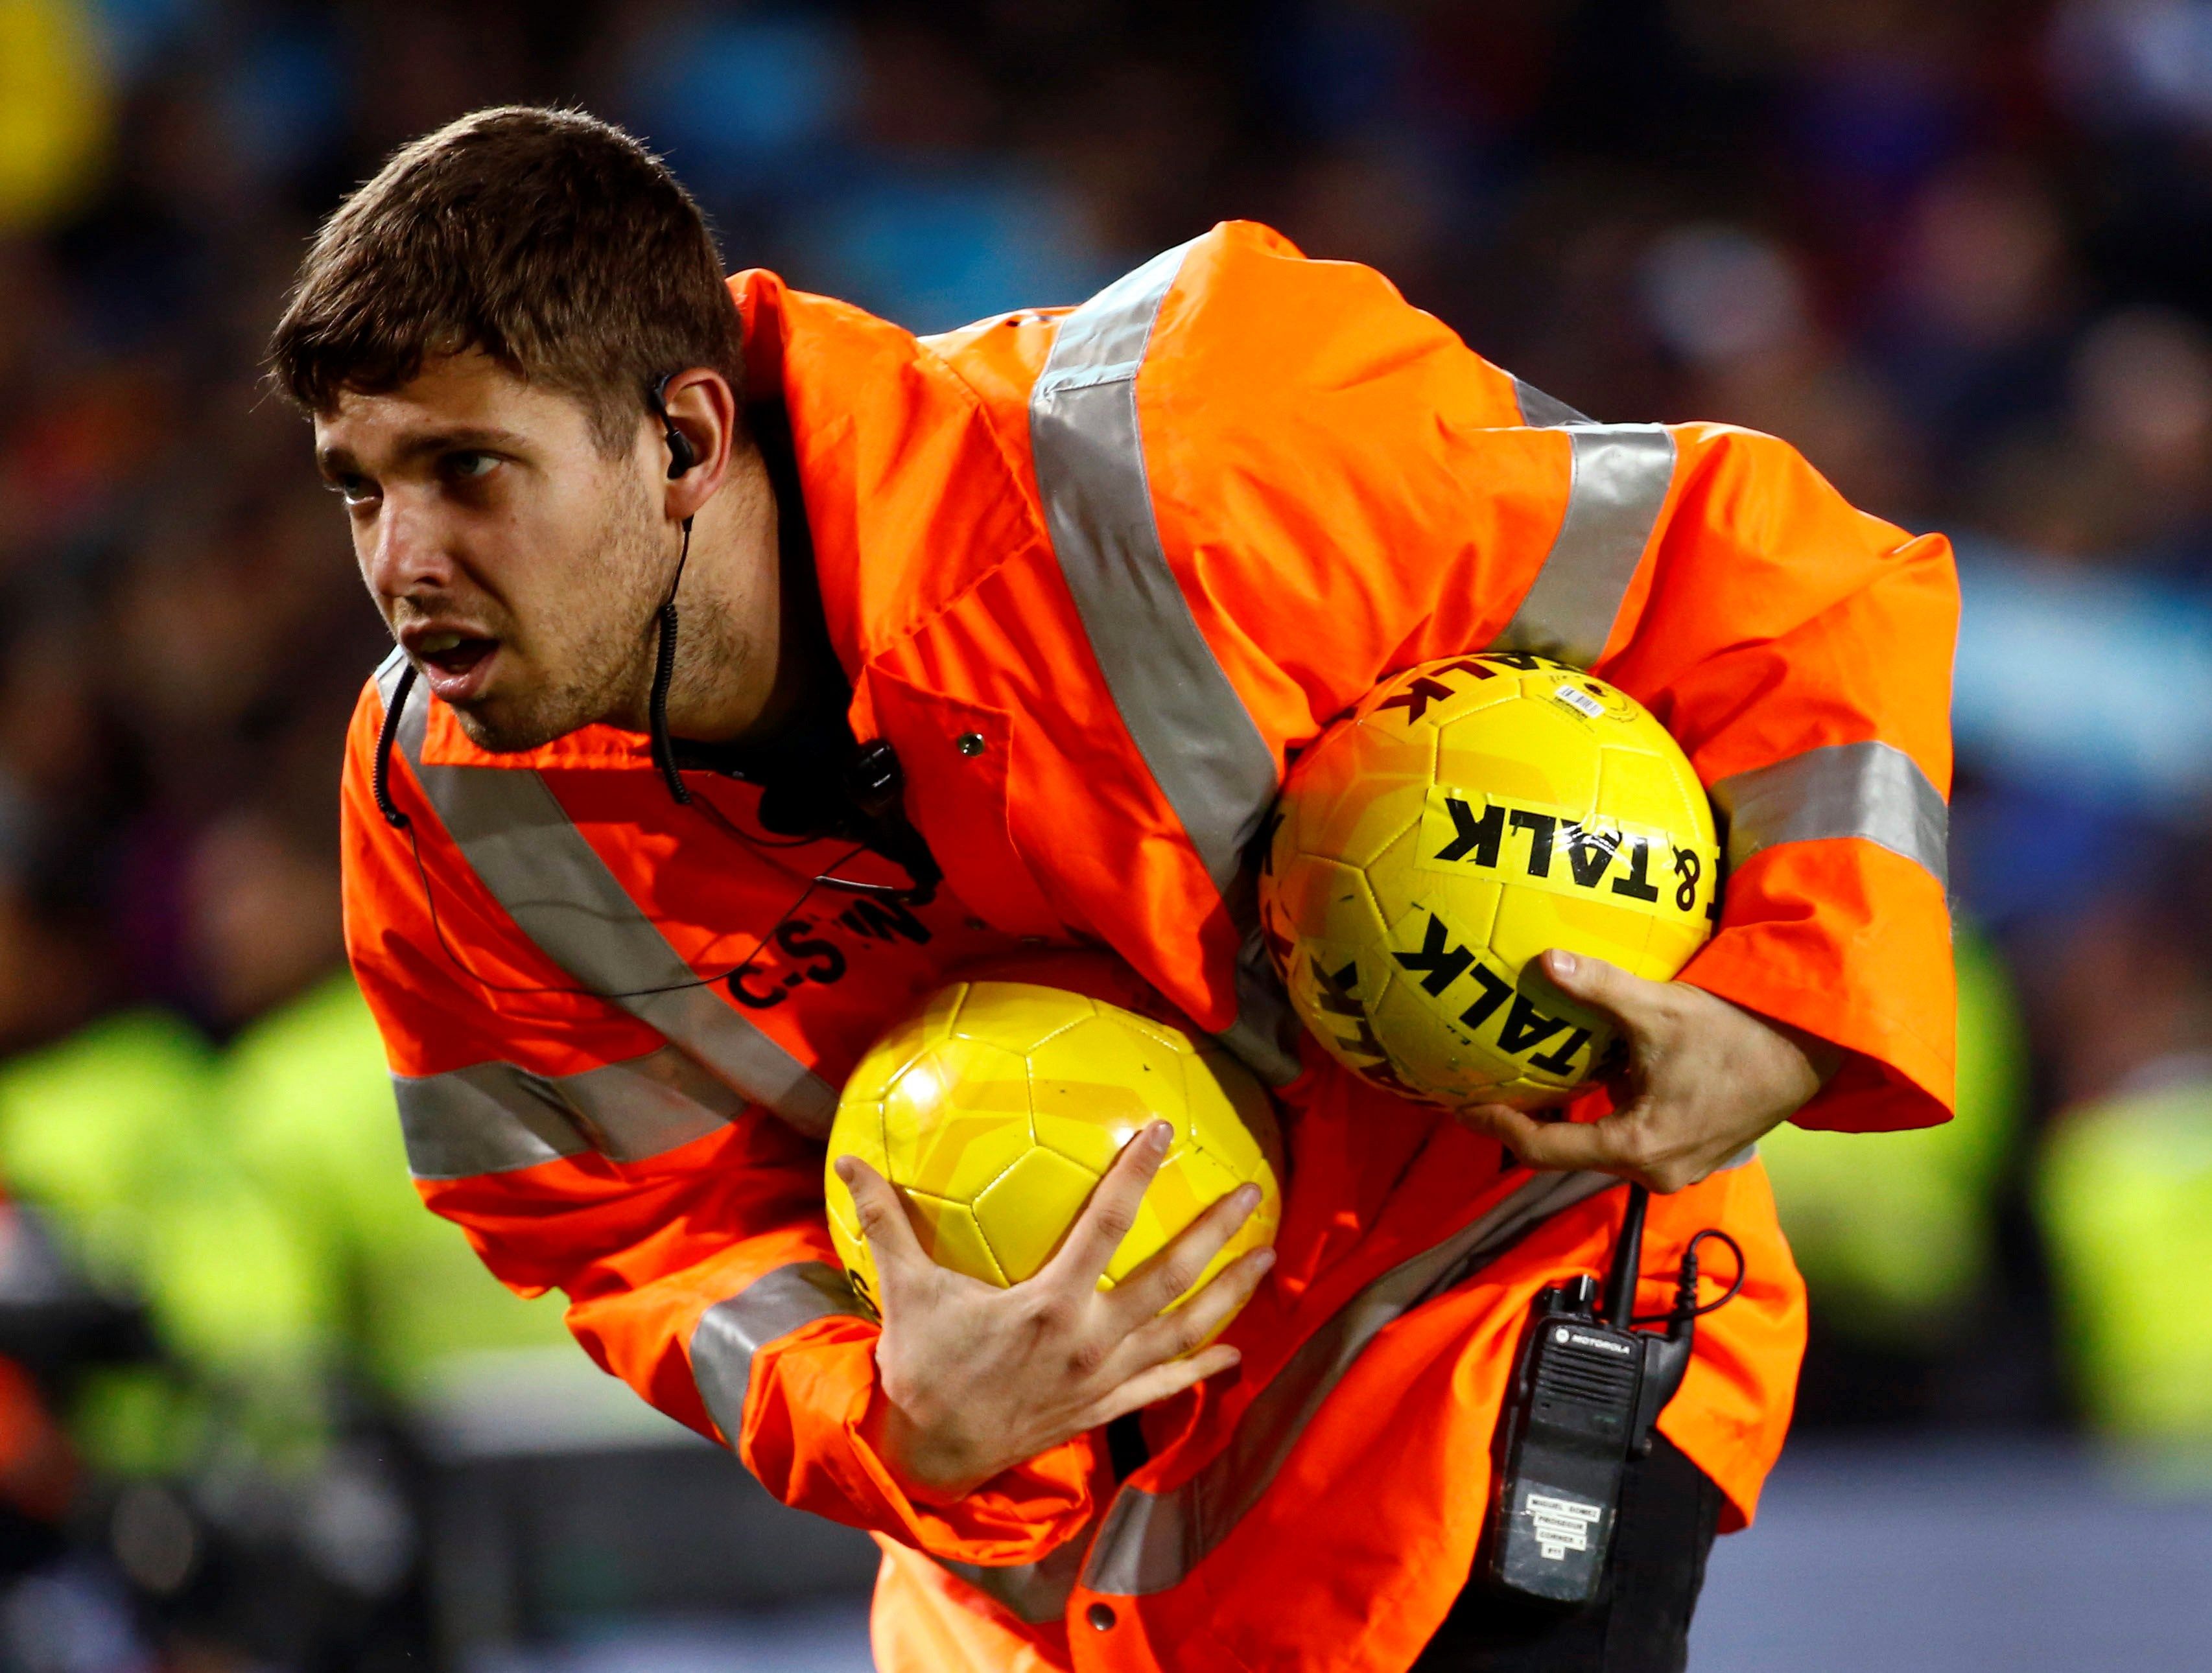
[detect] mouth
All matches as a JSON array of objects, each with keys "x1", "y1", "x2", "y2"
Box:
[{"x1": 403, "y1": 627, "x2": 500, "y2": 702}]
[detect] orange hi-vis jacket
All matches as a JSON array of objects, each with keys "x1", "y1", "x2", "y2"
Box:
[{"x1": 342, "y1": 223, "x2": 1957, "y2": 1671}]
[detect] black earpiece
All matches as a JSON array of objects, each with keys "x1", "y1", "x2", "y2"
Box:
[
  {"x1": 649, "y1": 372, "x2": 699, "y2": 479},
  {"x1": 372, "y1": 661, "x2": 417, "y2": 830},
  {"x1": 663, "y1": 424, "x2": 698, "y2": 480},
  {"x1": 642, "y1": 373, "x2": 701, "y2": 806}
]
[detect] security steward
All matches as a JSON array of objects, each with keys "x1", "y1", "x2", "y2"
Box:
[{"x1": 273, "y1": 107, "x2": 1959, "y2": 1672}]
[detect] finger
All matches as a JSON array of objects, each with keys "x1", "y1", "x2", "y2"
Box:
[
  {"x1": 1454, "y1": 1101, "x2": 1556, "y2": 1158},
  {"x1": 834, "y1": 1156, "x2": 932, "y2": 1285},
  {"x1": 1085, "y1": 1344, "x2": 1243, "y2": 1429},
  {"x1": 1460, "y1": 1103, "x2": 1645, "y2": 1180},
  {"x1": 1043, "y1": 1120, "x2": 1173, "y2": 1288},
  {"x1": 1533, "y1": 949, "x2": 1663, "y2": 1040},
  {"x1": 1479, "y1": 1099, "x2": 1726, "y2": 1192},
  {"x1": 1122, "y1": 1246, "x2": 1275, "y2": 1368},
  {"x1": 1109, "y1": 1180, "x2": 1264, "y2": 1324}
]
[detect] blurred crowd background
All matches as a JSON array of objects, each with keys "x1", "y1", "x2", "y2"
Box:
[{"x1": 0, "y1": 0, "x2": 2209, "y2": 1667}]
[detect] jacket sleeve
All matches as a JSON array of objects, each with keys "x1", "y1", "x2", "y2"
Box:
[
  {"x1": 338, "y1": 684, "x2": 1100, "y2": 1563},
  {"x1": 1120, "y1": 223, "x2": 1959, "y2": 1132}
]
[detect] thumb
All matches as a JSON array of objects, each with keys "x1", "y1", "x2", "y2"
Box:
[
  {"x1": 1534, "y1": 948, "x2": 1656, "y2": 1035},
  {"x1": 836, "y1": 1156, "x2": 928, "y2": 1285}
]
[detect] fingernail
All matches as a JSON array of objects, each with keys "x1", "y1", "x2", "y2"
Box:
[
  {"x1": 1233, "y1": 1183, "x2": 1262, "y2": 1215},
  {"x1": 834, "y1": 1156, "x2": 858, "y2": 1183},
  {"x1": 1148, "y1": 1121, "x2": 1173, "y2": 1152},
  {"x1": 1549, "y1": 950, "x2": 1577, "y2": 979},
  {"x1": 1251, "y1": 1246, "x2": 1277, "y2": 1271}
]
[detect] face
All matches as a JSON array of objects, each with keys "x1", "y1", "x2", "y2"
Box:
[{"x1": 314, "y1": 352, "x2": 675, "y2": 752}]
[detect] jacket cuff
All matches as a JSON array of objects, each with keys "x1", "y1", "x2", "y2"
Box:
[
  {"x1": 849, "y1": 1381, "x2": 1101, "y2": 1562},
  {"x1": 1678, "y1": 843, "x2": 1954, "y2": 1134},
  {"x1": 1683, "y1": 925, "x2": 1952, "y2": 1135},
  {"x1": 741, "y1": 1320, "x2": 1099, "y2": 1565}
]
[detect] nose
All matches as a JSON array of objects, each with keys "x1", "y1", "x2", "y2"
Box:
[{"x1": 360, "y1": 491, "x2": 458, "y2": 603}]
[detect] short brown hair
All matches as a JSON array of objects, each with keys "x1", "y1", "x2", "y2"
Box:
[{"x1": 269, "y1": 106, "x2": 744, "y2": 450}]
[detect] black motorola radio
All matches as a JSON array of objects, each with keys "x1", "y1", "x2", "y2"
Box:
[
  {"x1": 1487, "y1": 1272, "x2": 1646, "y2": 1601},
  {"x1": 1484, "y1": 1186, "x2": 1731, "y2": 1604}
]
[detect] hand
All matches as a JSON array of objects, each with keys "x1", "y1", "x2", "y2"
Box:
[
  {"x1": 838, "y1": 1119, "x2": 1274, "y2": 1500},
  {"x1": 1456, "y1": 949, "x2": 1841, "y2": 1194}
]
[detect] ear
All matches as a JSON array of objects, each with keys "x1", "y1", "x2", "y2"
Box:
[{"x1": 654, "y1": 368, "x2": 741, "y2": 522}]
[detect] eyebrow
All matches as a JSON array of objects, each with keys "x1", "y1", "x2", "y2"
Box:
[{"x1": 315, "y1": 425, "x2": 532, "y2": 478}]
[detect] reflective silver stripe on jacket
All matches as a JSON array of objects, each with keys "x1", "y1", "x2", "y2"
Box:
[
  {"x1": 392, "y1": 1044, "x2": 748, "y2": 1180},
  {"x1": 1029, "y1": 248, "x2": 1301, "y2": 1086},
  {"x1": 692, "y1": 1262, "x2": 874, "y2": 1444},
  {"x1": 1492, "y1": 415, "x2": 1678, "y2": 669},
  {"x1": 375, "y1": 651, "x2": 839, "y2": 1136},
  {"x1": 933, "y1": 1166, "x2": 1618, "y2": 1619},
  {"x1": 1710, "y1": 738, "x2": 1949, "y2": 892},
  {"x1": 936, "y1": 1535, "x2": 1094, "y2": 1626}
]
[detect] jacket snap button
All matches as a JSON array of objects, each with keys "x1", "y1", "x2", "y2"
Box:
[
  {"x1": 955, "y1": 731, "x2": 987, "y2": 757},
  {"x1": 1086, "y1": 1602, "x2": 1117, "y2": 1632}
]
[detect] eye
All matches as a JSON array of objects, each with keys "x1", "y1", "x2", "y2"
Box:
[
  {"x1": 325, "y1": 474, "x2": 379, "y2": 508},
  {"x1": 445, "y1": 450, "x2": 500, "y2": 483}
]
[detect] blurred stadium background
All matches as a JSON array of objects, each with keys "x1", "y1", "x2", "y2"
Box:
[{"x1": 0, "y1": 0, "x2": 2209, "y2": 1667}]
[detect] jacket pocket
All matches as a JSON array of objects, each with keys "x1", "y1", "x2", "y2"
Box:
[{"x1": 862, "y1": 668, "x2": 1070, "y2": 940}]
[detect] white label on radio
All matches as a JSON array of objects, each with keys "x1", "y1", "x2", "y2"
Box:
[{"x1": 1524, "y1": 1490, "x2": 1605, "y2": 1561}]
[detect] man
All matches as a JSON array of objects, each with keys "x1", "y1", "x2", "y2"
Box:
[{"x1": 274, "y1": 107, "x2": 1957, "y2": 1671}]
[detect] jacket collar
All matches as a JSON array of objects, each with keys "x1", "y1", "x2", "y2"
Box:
[{"x1": 416, "y1": 271, "x2": 1030, "y2": 771}]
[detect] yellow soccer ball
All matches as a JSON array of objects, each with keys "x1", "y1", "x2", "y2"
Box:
[
  {"x1": 1258, "y1": 653, "x2": 1721, "y2": 1109},
  {"x1": 823, "y1": 983, "x2": 1283, "y2": 1325}
]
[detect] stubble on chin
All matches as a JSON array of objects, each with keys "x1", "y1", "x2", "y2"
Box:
[{"x1": 447, "y1": 677, "x2": 608, "y2": 754}]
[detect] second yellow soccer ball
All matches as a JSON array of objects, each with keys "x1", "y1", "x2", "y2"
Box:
[
  {"x1": 1258, "y1": 652, "x2": 1721, "y2": 1109},
  {"x1": 824, "y1": 983, "x2": 1282, "y2": 1327}
]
